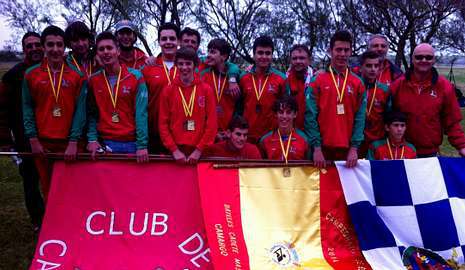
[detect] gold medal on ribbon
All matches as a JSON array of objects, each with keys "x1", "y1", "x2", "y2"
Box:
[
  {"x1": 185, "y1": 119, "x2": 195, "y2": 131},
  {"x1": 52, "y1": 105, "x2": 62, "y2": 117},
  {"x1": 111, "y1": 111, "x2": 120, "y2": 123},
  {"x1": 329, "y1": 66, "x2": 348, "y2": 116},
  {"x1": 47, "y1": 61, "x2": 65, "y2": 118},
  {"x1": 178, "y1": 85, "x2": 197, "y2": 131},
  {"x1": 283, "y1": 167, "x2": 291, "y2": 178},
  {"x1": 278, "y1": 129, "x2": 293, "y2": 177},
  {"x1": 103, "y1": 67, "x2": 122, "y2": 124}
]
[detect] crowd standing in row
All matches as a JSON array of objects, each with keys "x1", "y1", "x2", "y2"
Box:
[{"x1": 1, "y1": 20, "x2": 465, "y2": 230}]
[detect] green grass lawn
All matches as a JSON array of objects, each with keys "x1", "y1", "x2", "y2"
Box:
[{"x1": 0, "y1": 62, "x2": 464, "y2": 269}]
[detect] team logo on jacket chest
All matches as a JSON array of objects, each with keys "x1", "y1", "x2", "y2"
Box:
[{"x1": 121, "y1": 86, "x2": 130, "y2": 95}]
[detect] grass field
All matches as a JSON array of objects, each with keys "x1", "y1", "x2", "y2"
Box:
[{"x1": 0, "y1": 62, "x2": 465, "y2": 269}]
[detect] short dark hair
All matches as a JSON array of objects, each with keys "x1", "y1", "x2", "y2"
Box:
[
  {"x1": 384, "y1": 111, "x2": 407, "y2": 125},
  {"x1": 272, "y1": 95, "x2": 298, "y2": 113},
  {"x1": 22, "y1": 32, "x2": 41, "y2": 48},
  {"x1": 158, "y1": 22, "x2": 180, "y2": 40},
  {"x1": 175, "y1": 47, "x2": 198, "y2": 66},
  {"x1": 41, "y1": 25, "x2": 65, "y2": 45},
  {"x1": 207, "y1": 38, "x2": 231, "y2": 58},
  {"x1": 64, "y1": 21, "x2": 94, "y2": 48},
  {"x1": 359, "y1": 50, "x2": 381, "y2": 65},
  {"x1": 96, "y1": 31, "x2": 118, "y2": 47},
  {"x1": 290, "y1": 44, "x2": 311, "y2": 58},
  {"x1": 253, "y1": 36, "x2": 274, "y2": 53},
  {"x1": 228, "y1": 115, "x2": 249, "y2": 131},
  {"x1": 330, "y1": 30, "x2": 352, "y2": 49},
  {"x1": 180, "y1": 27, "x2": 201, "y2": 44}
]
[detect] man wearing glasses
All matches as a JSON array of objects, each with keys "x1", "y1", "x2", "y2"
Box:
[{"x1": 390, "y1": 43, "x2": 465, "y2": 157}]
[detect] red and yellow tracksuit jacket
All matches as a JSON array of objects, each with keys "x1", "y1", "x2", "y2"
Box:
[
  {"x1": 118, "y1": 47, "x2": 147, "y2": 70},
  {"x1": 141, "y1": 56, "x2": 178, "y2": 139},
  {"x1": 87, "y1": 65, "x2": 148, "y2": 149},
  {"x1": 239, "y1": 66, "x2": 286, "y2": 143},
  {"x1": 285, "y1": 69, "x2": 310, "y2": 130},
  {"x1": 200, "y1": 64, "x2": 239, "y2": 131},
  {"x1": 158, "y1": 76, "x2": 217, "y2": 153},
  {"x1": 22, "y1": 59, "x2": 87, "y2": 142},
  {"x1": 305, "y1": 66, "x2": 367, "y2": 150},
  {"x1": 367, "y1": 138, "x2": 416, "y2": 160},
  {"x1": 390, "y1": 67, "x2": 465, "y2": 155},
  {"x1": 205, "y1": 140, "x2": 262, "y2": 159},
  {"x1": 259, "y1": 128, "x2": 309, "y2": 160}
]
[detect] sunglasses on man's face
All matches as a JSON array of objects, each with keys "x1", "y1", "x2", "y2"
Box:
[
  {"x1": 25, "y1": 42, "x2": 42, "y2": 49},
  {"x1": 414, "y1": 54, "x2": 434, "y2": 61}
]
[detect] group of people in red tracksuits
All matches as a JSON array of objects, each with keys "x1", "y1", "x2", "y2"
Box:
[{"x1": 1, "y1": 20, "x2": 465, "y2": 230}]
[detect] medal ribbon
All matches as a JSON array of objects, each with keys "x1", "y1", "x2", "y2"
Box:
[
  {"x1": 71, "y1": 54, "x2": 92, "y2": 76},
  {"x1": 103, "y1": 67, "x2": 122, "y2": 110},
  {"x1": 386, "y1": 138, "x2": 405, "y2": 159},
  {"x1": 329, "y1": 66, "x2": 348, "y2": 103},
  {"x1": 163, "y1": 63, "x2": 177, "y2": 85},
  {"x1": 212, "y1": 71, "x2": 227, "y2": 102},
  {"x1": 178, "y1": 86, "x2": 197, "y2": 117},
  {"x1": 46, "y1": 61, "x2": 65, "y2": 103},
  {"x1": 278, "y1": 129, "x2": 293, "y2": 164},
  {"x1": 367, "y1": 82, "x2": 378, "y2": 115},
  {"x1": 252, "y1": 75, "x2": 270, "y2": 102}
]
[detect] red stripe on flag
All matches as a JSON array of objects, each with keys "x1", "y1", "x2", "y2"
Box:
[
  {"x1": 320, "y1": 166, "x2": 372, "y2": 269},
  {"x1": 197, "y1": 163, "x2": 250, "y2": 270}
]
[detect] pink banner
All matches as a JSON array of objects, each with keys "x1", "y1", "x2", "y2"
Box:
[{"x1": 30, "y1": 161, "x2": 212, "y2": 270}]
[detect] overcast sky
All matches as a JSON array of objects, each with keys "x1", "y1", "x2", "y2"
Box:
[{"x1": 0, "y1": 16, "x2": 14, "y2": 49}]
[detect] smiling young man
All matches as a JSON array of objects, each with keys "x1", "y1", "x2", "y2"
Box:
[
  {"x1": 2, "y1": 31, "x2": 45, "y2": 229},
  {"x1": 64, "y1": 21, "x2": 96, "y2": 77},
  {"x1": 86, "y1": 32, "x2": 148, "y2": 163},
  {"x1": 259, "y1": 95, "x2": 308, "y2": 160},
  {"x1": 305, "y1": 30, "x2": 366, "y2": 168},
  {"x1": 200, "y1": 38, "x2": 241, "y2": 140},
  {"x1": 390, "y1": 43, "x2": 465, "y2": 157},
  {"x1": 22, "y1": 25, "x2": 87, "y2": 199},
  {"x1": 158, "y1": 47, "x2": 217, "y2": 164},
  {"x1": 359, "y1": 50, "x2": 390, "y2": 157},
  {"x1": 142, "y1": 23, "x2": 180, "y2": 153},
  {"x1": 285, "y1": 44, "x2": 314, "y2": 130},
  {"x1": 114, "y1": 20, "x2": 147, "y2": 70},
  {"x1": 239, "y1": 35, "x2": 286, "y2": 143},
  {"x1": 205, "y1": 115, "x2": 261, "y2": 159},
  {"x1": 367, "y1": 111, "x2": 416, "y2": 160}
]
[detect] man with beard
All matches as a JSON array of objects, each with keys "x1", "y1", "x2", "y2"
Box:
[
  {"x1": 22, "y1": 25, "x2": 87, "y2": 200},
  {"x1": 114, "y1": 20, "x2": 147, "y2": 70},
  {"x1": 142, "y1": 22, "x2": 180, "y2": 153},
  {"x1": 390, "y1": 43, "x2": 465, "y2": 157},
  {"x1": 64, "y1": 21, "x2": 96, "y2": 77},
  {"x1": 1, "y1": 32, "x2": 45, "y2": 230},
  {"x1": 285, "y1": 44, "x2": 314, "y2": 130},
  {"x1": 305, "y1": 30, "x2": 366, "y2": 168},
  {"x1": 353, "y1": 34, "x2": 402, "y2": 86},
  {"x1": 239, "y1": 36, "x2": 286, "y2": 144},
  {"x1": 200, "y1": 38, "x2": 241, "y2": 140}
]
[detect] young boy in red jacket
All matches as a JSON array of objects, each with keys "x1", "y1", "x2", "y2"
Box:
[
  {"x1": 205, "y1": 115, "x2": 261, "y2": 159},
  {"x1": 158, "y1": 47, "x2": 217, "y2": 164},
  {"x1": 86, "y1": 32, "x2": 149, "y2": 163},
  {"x1": 22, "y1": 25, "x2": 87, "y2": 199},
  {"x1": 260, "y1": 95, "x2": 309, "y2": 161},
  {"x1": 367, "y1": 111, "x2": 416, "y2": 160}
]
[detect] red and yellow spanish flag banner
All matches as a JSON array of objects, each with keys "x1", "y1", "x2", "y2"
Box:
[{"x1": 197, "y1": 163, "x2": 371, "y2": 269}]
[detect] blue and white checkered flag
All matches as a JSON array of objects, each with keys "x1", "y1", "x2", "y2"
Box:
[{"x1": 336, "y1": 157, "x2": 465, "y2": 270}]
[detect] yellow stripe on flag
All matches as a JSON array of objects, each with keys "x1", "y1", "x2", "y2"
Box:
[{"x1": 239, "y1": 167, "x2": 333, "y2": 269}]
